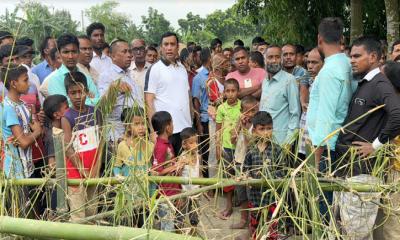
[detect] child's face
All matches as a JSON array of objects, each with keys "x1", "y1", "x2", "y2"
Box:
[
  {"x1": 224, "y1": 84, "x2": 239, "y2": 104},
  {"x1": 249, "y1": 59, "x2": 259, "y2": 68},
  {"x1": 12, "y1": 72, "x2": 30, "y2": 94},
  {"x1": 241, "y1": 102, "x2": 259, "y2": 123},
  {"x1": 182, "y1": 136, "x2": 198, "y2": 152},
  {"x1": 67, "y1": 83, "x2": 87, "y2": 110},
  {"x1": 130, "y1": 116, "x2": 146, "y2": 137},
  {"x1": 253, "y1": 124, "x2": 273, "y2": 139},
  {"x1": 53, "y1": 102, "x2": 69, "y2": 120},
  {"x1": 165, "y1": 120, "x2": 174, "y2": 136}
]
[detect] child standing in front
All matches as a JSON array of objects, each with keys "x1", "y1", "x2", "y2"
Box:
[
  {"x1": 216, "y1": 78, "x2": 241, "y2": 219},
  {"x1": 244, "y1": 111, "x2": 282, "y2": 240},
  {"x1": 0, "y1": 65, "x2": 42, "y2": 216},
  {"x1": 61, "y1": 71, "x2": 102, "y2": 222},
  {"x1": 151, "y1": 111, "x2": 182, "y2": 232},
  {"x1": 179, "y1": 127, "x2": 201, "y2": 228}
]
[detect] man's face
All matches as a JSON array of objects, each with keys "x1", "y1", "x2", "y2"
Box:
[
  {"x1": 49, "y1": 51, "x2": 62, "y2": 70},
  {"x1": 78, "y1": 38, "x2": 93, "y2": 66},
  {"x1": 0, "y1": 37, "x2": 14, "y2": 47},
  {"x1": 20, "y1": 53, "x2": 34, "y2": 67},
  {"x1": 192, "y1": 50, "x2": 202, "y2": 68},
  {"x1": 90, "y1": 29, "x2": 105, "y2": 50},
  {"x1": 2, "y1": 55, "x2": 18, "y2": 67},
  {"x1": 265, "y1": 47, "x2": 282, "y2": 74},
  {"x1": 59, "y1": 43, "x2": 79, "y2": 69},
  {"x1": 257, "y1": 44, "x2": 267, "y2": 54},
  {"x1": 350, "y1": 45, "x2": 377, "y2": 78},
  {"x1": 392, "y1": 44, "x2": 400, "y2": 62},
  {"x1": 131, "y1": 40, "x2": 146, "y2": 63},
  {"x1": 282, "y1": 45, "x2": 297, "y2": 69},
  {"x1": 146, "y1": 49, "x2": 158, "y2": 64},
  {"x1": 44, "y1": 38, "x2": 56, "y2": 58},
  {"x1": 111, "y1": 42, "x2": 132, "y2": 70},
  {"x1": 307, "y1": 49, "x2": 323, "y2": 79},
  {"x1": 233, "y1": 50, "x2": 250, "y2": 73},
  {"x1": 161, "y1": 36, "x2": 178, "y2": 62}
]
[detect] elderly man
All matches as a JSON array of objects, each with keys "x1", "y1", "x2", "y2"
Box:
[{"x1": 129, "y1": 39, "x2": 151, "y2": 101}]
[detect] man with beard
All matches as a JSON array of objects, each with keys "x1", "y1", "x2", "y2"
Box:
[
  {"x1": 391, "y1": 40, "x2": 400, "y2": 62},
  {"x1": 77, "y1": 36, "x2": 99, "y2": 84},
  {"x1": 334, "y1": 36, "x2": 400, "y2": 240},
  {"x1": 260, "y1": 45, "x2": 300, "y2": 145},
  {"x1": 307, "y1": 17, "x2": 354, "y2": 165},
  {"x1": 226, "y1": 46, "x2": 266, "y2": 99},
  {"x1": 129, "y1": 39, "x2": 150, "y2": 102},
  {"x1": 86, "y1": 22, "x2": 112, "y2": 74}
]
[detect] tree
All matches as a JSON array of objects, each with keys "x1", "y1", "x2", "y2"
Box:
[
  {"x1": 350, "y1": 0, "x2": 363, "y2": 42},
  {"x1": 141, "y1": 7, "x2": 173, "y2": 45},
  {"x1": 85, "y1": 0, "x2": 143, "y2": 43},
  {"x1": 178, "y1": 12, "x2": 205, "y2": 42},
  {"x1": 385, "y1": 0, "x2": 399, "y2": 50}
]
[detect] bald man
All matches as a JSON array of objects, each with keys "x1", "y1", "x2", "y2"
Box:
[{"x1": 129, "y1": 38, "x2": 150, "y2": 101}]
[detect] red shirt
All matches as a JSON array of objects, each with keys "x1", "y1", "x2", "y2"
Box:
[{"x1": 152, "y1": 137, "x2": 181, "y2": 196}]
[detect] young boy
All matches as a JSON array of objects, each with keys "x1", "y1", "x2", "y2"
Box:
[
  {"x1": 244, "y1": 111, "x2": 282, "y2": 240},
  {"x1": 61, "y1": 71, "x2": 101, "y2": 222},
  {"x1": 179, "y1": 127, "x2": 200, "y2": 227},
  {"x1": 231, "y1": 95, "x2": 259, "y2": 229},
  {"x1": 0, "y1": 64, "x2": 42, "y2": 217},
  {"x1": 151, "y1": 111, "x2": 182, "y2": 232},
  {"x1": 0, "y1": 64, "x2": 42, "y2": 179},
  {"x1": 216, "y1": 78, "x2": 241, "y2": 219}
]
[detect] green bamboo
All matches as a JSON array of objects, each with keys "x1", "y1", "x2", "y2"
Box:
[
  {"x1": 0, "y1": 216, "x2": 200, "y2": 240},
  {"x1": 53, "y1": 127, "x2": 68, "y2": 217}
]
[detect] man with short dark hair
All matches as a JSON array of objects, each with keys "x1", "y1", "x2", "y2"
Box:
[
  {"x1": 98, "y1": 39, "x2": 142, "y2": 142},
  {"x1": 32, "y1": 37, "x2": 56, "y2": 83},
  {"x1": 391, "y1": 39, "x2": 400, "y2": 62},
  {"x1": 251, "y1": 36, "x2": 264, "y2": 51},
  {"x1": 307, "y1": 17, "x2": 354, "y2": 164},
  {"x1": 334, "y1": 36, "x2": 400, "y2": 240},
  {"x1": 145, "y1": 32, "x2": 192, "y2": 154},
  {"x1": 77, "y1": 36, "x2": 99, "y2": 84},
  {"x1": 87, "y1": 22, "x2": 112, "y2": 74},
  {"x1": 226, "y1": 46, "x2": 266, "y2": 99},
  {"x1": 256, "y1": 41, "x2": 268, "y2": 54},
  {"x1": 0, "y1": 31, "x2": 13, "y2": 47},
  {"x1": 260, "y1": 45, "x2": 300, "y2": 145},
  {"x1": 210, "y1": 38, "x2": 222, "y2": 55},
  {"x1": 129, "y1": 39, "x2": 150, "y2": 101},
  {"x1": 47, "y1": 33, "x2": 99, "y2": 105},
  {"x1": 234, "y1": 39, "x2": 244, "y2": 48},
  {"x1": 145, "y1": 46, "x2": 158, "y2": 64}
]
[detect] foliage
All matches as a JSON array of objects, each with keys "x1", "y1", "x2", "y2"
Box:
[
  {"x1": 141, "y1": 7, "x2": 173, "y2": 45},
  {"x1": 85, "y1": 0, "x2": 143, "y2": 43}
]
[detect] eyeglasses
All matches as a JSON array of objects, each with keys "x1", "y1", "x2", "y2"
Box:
[{"x1": 131, "y1": 46, "x2": 145, "y2": 52}]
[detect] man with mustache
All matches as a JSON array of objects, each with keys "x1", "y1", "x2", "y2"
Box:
[{"x1": 260, "y1": 45, "x2": 300, "y2": 145}]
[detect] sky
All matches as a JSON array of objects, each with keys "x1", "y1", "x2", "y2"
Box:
[{"x1": 1, "y1": 0, "x2": 236, "y2": 29}]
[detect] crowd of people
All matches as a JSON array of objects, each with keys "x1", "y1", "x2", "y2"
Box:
[{"x1": 1, "y1": 16, "x2": 400, "y2": 239}]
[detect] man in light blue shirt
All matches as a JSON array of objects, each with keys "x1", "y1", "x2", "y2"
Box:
[
  {"x1": 306, "y1": 18, "x2": 354, "y2": 162},
  {"x1": 97, "y1": 39, "x2": 142, "y2": 142},
  {"x1": 47, "y1": 34, "x2": 99, "y2": 106},
  {"x1": 32, "y1": 37, "x2": 56, "y2": 83},
  {"x1": 260, "y1": 45, "x2": 300, "y2": 145}
]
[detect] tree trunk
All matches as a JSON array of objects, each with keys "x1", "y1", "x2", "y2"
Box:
[
  {"x1": 350, "y1": 0, "x2": 363, "y2": 43},
  {"x1": 385, "y1": 0, "x2": 400, "y2": 53}
]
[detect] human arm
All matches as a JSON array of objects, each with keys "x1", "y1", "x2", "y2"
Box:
[
  {"x1": 238, "y1": 85, "x2": 260, "y2": 99},
  {"x1": 192, "y1": 76, "x2": 203, "y2": 134},
  {"x1": 286, "y1": 76, "x2": 301, "y2": 143},
  {"x1": 10, "y1": 121, "x2": 41, "y2": 150},
  {"x1": 300, "y1": 84, "x2": 309, "y2": 112}
]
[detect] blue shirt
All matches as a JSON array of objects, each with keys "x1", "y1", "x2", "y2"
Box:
[
  {"x1": 192, "y1": 67, "x2": 209, "y2": 122},
  {"x1": 1, "y1": 97, "x2": 34, "y2": 179},
  {"x1": 47, "y1": 64, "x2": 100, "y2": 106},
  {"x1": 307, "y1": 53, "x2": 355, "y2": 150},
  {"x1": 292, "y1": 66, "x2": 312, "y2": 86},
  {"x1": 32, "y1": 60, "x2": 53, "y2": 84},
  {"x1": 260, "y1": 70, "x2": 300, "y2": 145}
]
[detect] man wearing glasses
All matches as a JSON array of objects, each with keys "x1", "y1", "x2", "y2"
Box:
[{"x1": 129, "y1": 39, "x2": 150, "y2": 102}]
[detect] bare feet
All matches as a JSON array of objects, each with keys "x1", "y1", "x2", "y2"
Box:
[{"x1": 217, "y1": 208, "x2": 233, "y2": 220}]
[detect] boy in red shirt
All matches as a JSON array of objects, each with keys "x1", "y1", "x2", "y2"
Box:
[{"x1": 151, "y1": 111, "x2": 183, "y2": 232}]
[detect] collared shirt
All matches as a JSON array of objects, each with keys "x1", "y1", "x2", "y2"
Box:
[
  {"x1": 32, "y1": 60, "x2": 53, "y2": 84},
  {"x1": 291, "y1": 65, "x2": 312, "y2": 86},
  {"x1": 98, "y1": 63, "x2": 143, "y2": 141},
  {"x1": 129, "y1": 61, "x2": 151, "y2": 101},
  {"x1": 260, "y1": 70, "x2": 301, "y2": 145},
  {"x1": 89, "y1": 51, "x2": 112, "y2": 75},
  {"x1": 192, "y1": 66, "x2": 210, "y2": 122},
  {"x1": 307, "y1": 53, "x2": 354, "y2": 150},
  {"x1": 244, "y1": 141, "x2": 282, "y2": 207},
  {"x1": 77, "y1": 63, "x2": 99, "y2": 85},
  {"x1": 335, "y1": 68, "x2": 400, "y2": 176},
  {"x1": 216, "y1": 100, "x2": 241, "y2": 149},
  {"x1": 144, "y1": 58, "x2": 192, "y2": 134},
  {"x1": 47, "y1": 65, "x2": 100, "y2": 106}
]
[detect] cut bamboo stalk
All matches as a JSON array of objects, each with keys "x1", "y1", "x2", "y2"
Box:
[
  {"x1": 0, "y1": 216, "x2": 200, "y2": 240},
  {"x1": 53, "y1": 127, "x2": 68, "y2": 217}
]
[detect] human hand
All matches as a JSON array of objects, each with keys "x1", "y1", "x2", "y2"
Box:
[
  {"x1": 118, "y1": 82, "x2": 132, "y2": 94},
  {"x1": 353, "y1": 141, "x2": 374, "y2": 158},
  {"x1": 30, "y1": 120, "x2": 42, "y2": 133},
  {"x1": 196, "y1": 122, "x2": 204, "y2": 135},
  {"x1": 37, "y1": 109, "x2": 46, "y2": 125},
  {"x1": 301, "y1": 103, "x2": 308, "y2": 113}
]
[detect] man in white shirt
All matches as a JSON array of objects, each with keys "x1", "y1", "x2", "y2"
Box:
[
  {"x1": 77, "y1": 35, "x2": 99, "y2": 84},
  {"x1": 129, "y1": 39, "x2": 150, "y2": 102},
  {"x1": 86, "y1": 22, "x2": 112, "y2": 74},
  {"x1": 145, "y1": 32, "x2": 192, "y2": 154},
  {"x1": 98, "y1": 39, "x2": 142, "y2": 142}
]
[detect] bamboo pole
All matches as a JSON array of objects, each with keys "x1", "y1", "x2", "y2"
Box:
[
  {"x1": 0, "y1": 216, "x2": 200, "y2": 240},
  {"x1": 53, "y1": 127, "x2": 68, "y2": 217}
]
